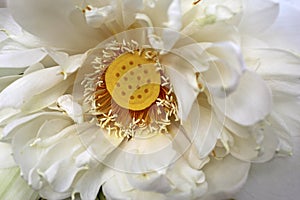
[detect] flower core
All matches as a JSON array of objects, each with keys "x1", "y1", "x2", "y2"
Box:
[
  {"x1": 83, "y1": 40, "x2": 179, "y2": 138},
  {"x1": 105, "y1": 50, "x2": 161, "y2": 111}
]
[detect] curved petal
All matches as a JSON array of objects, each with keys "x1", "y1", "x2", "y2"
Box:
[
  {"x1": 127, "y1": 172, "x2": 171, "y2": 193},
  {"x1": 214, "y1": 71, "x2": 272, "y2": 126},
  {"x1": 257, "y1": 1, "x2": 300, "y2": 51},
  {"x1": 203, "y1": 155, "x2": 251, "y2": 200},
  {"x1": 107, "y1": 133, "x2": 177, "y2": 173},
  {"x1": 0, "y1": 66, "x2": 62, "y2": 109},
  {"x1": 103, "y1": 172, "x2": 166, "y2": 200},
  {"x1": 165, "y1": 66, "x2": 199, "y2": 121},
  {"x1": 8, "y1": 0, "x2": 104, "y2": 52},
  {"x1": 202, "y1": 42, "x2": 245, "y2": 97},
  {"x1": 74, "y1": 166, "x2": 114, "y2": 200},
  {"x1": 166, "y1": 158, "x2": 208, "y2": 199},
  {"x1": 182, "y1": 100, "x2": 223, "y2": 159},
  {"x1": 0, "y1": 48, "x2": 47, "y2": 68},
  {"x1": 239, "y1": 0, "x2": 279, "y2": 34}
]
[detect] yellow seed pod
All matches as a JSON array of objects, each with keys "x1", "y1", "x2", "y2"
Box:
[{"x1": 105, "y1": 50, "x2": 161, "y2": 111}]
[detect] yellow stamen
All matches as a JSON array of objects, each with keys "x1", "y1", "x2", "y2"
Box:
[{"x1": 193, "y1": 0, "x2": 202, "y2": 5}]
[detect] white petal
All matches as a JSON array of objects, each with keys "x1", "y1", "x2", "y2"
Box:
[
  {"x1": 0, "y1": 48, "x2": 47, "y2": 68},
  {"x1": 249, "y1": 49, "x2": 300, "y2": 76},
  {"x1": 103, "y1": 172, "x2": 166, "y2": 200},
  {"x1": 0, "y1": 142, "x2": 16, "y2": 168},
  {"x1": 84, "y1": 5, "x2": 113, "y2": 28},
  {"x1": 239, "y1": 0, "x2": 279, "y2": 34},
  {"x1": 75, "y1": 166, "x2": 114, "y2": 200},
  {"x1": 162, "y1": 43, "x2": 210, "y2": 73},
  {"x1": 8, "y1": 113, "x2": 71, "y2": 179},
  {"x1": 127, "y1": 172, "x2": 171, "y2": 193},
  {"x1": 182, "y1": 21, "x2": 241, "y2": 45},
  {"x1": 166, "y1": 158, "x2": 208, "y2": 199},
  {"x1": 202, "y1": 42, "x2": 245, "y2": 97},
  {"x1": 108, "y1": 133, "x2": 177, "y2": 173},
  {"x1": 165, "y1": 66, "x2": 199, "y2": 120},
  {"x1": 214, "y1": 71, "x2": 272, "y2": 126},
  {"x1": 257, "y1": 1, "x2": 300, "y2": 51},
  {"x1": 203, "y1": 155, "x2": 251, "y2": 200},
  {"x1": 182, "y1": 101, "x2": 222, "y2": 159},
  {"x1": 56, "y1": 95, "x2": 83, "y2": 123},
  {"x1": 0, "y1": 66, "x2": 63, "y2": 109},
  {"x1": 46, "y1": 49, "x2": 87, "y2": 74},
  {"x1": 8, "y1": 0, "x2": 104, "y2": 52},
  {"x1": 21, "y1": 75, "x2": 74, "y2": 114},
  {"x1": 77, "y1": 125, "x2": 123, "y2": 165}
]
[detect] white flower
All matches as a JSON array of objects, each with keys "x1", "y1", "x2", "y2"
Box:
[{"x1": 0, "y1": 0, "x2": 299, "y2": 200}]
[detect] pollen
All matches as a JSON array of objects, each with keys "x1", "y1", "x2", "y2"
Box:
[{"x1": 83, "y1": 40, "x2": 179, "y2": 138}]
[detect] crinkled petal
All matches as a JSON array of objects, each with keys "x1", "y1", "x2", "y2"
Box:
[
  {"x1": 74, "y1": 166, "x2": 114, "y2": 200},
  {"x1": 202, "y1": 42, "x2": 245, "y2": 97},
  {"x1": 203, "y1": 155, "x2": 251, "y2": 200},
  {"x1": 56, "y1": 95, "x2": 83, "y2": 123}
]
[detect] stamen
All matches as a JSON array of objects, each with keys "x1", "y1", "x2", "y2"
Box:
[
  {"x1": 193, "y1": 0, "x2": 202, "y2": 5},
  {"x1": 83, "y1": 40, "x2": 179, "y2": 138}
]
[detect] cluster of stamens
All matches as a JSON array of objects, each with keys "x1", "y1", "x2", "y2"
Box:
[{"x1": 82, "y1": 40, "x2": 179, "y2": 138}]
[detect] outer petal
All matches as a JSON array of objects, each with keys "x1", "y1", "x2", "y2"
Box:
[
  {"x1": 0, "y1": 48, "x2": 47, "y2": 68},
  {"x1": 239, "y1": 0, "x2": 279, "y2": 34},
  {"x1": 8, "y1": 0, "x2": 104, "y2": 52},
  {"x1": 103, "y1": 172, "x2": 166, "y2": 200},
  {"x1": 0, "y1": 66, "x2": 63, "y2": 109},
  {"x1": 214, "y1": 71, "x2": 272, "y2": 126},
  {"x1": 257, "y1": 1, "x2": 300, "y2": 51},
  {"x1": 203, "y1": 155, "x2": 251, "y2": 200}
]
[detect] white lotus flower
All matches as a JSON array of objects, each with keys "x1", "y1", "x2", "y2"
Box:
[{"x1": 0, "y1": 0, "x2": 299, "y2": 200}]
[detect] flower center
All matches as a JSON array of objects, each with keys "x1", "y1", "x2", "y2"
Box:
[
  {"x1": 105, "y1": 50, "x2": 161, "y2": 111},
  {"x1": 83, "y1": 40, "x2": 179, "y2": 138}
]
